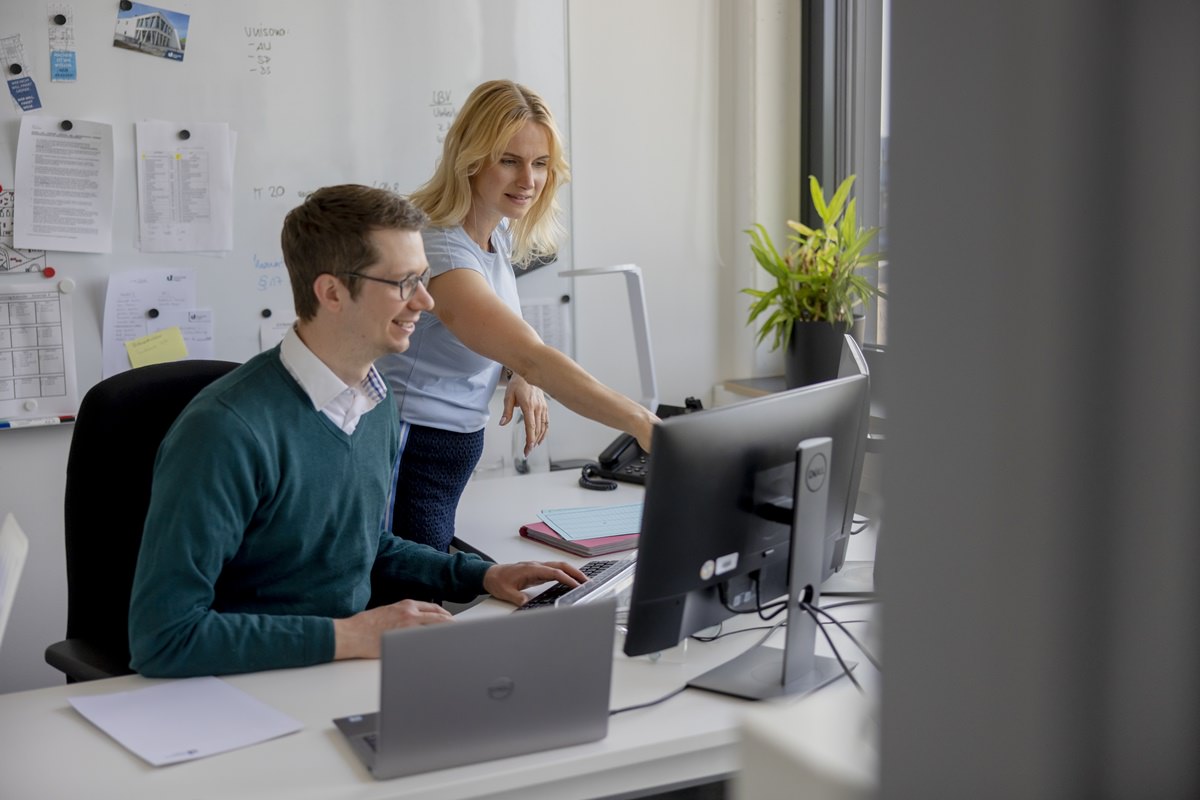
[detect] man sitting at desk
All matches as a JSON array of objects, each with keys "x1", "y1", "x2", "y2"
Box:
[{"x1": 128, "y1": 184, "x2": 584, "y2": 678}]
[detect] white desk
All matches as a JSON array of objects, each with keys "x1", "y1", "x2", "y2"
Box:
[
  {"x1": 453, "y1": 468, "x2": 647, "y2": 564},
  {"x1": 0, "y1": 471, "x2": 879, "y2": 800}
]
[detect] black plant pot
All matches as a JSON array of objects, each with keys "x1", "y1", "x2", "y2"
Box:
[{"x1": 784, "y1": 320, "x2": 848, "y2": 388}]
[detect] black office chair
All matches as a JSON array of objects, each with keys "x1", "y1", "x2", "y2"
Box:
[{"x1": 44, "y1": 359, "x2": 239, "y2": 682}]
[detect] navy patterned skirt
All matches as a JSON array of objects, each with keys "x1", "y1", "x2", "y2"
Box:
[{"x1": 389, "y1": 423, "x2": 485, "y2": 553}]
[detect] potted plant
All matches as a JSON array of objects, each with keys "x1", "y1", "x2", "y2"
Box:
[{"x1": 743, "y1": 174, "x2": 884, "y2": 387}]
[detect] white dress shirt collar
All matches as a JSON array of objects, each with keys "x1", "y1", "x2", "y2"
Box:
[{"x1": 279, "y1": 326, "x2": 387, "y2": 434}]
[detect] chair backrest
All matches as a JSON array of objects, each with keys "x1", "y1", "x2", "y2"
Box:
[{"x1": 62, "y1": 360, "x2": 239, "y2": 667}]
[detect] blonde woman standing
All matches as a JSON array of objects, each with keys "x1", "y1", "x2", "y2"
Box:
[{"x1": 378, "y1": 80, "x2": 656, "y2": 552}]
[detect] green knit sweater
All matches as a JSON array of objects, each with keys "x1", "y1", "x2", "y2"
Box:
[{"x1": 128, "y1": 349, "x2": 492, "y2": 677}]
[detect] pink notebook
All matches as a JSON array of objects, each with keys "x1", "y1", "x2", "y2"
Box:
[{"x1": 518, "y1": 521, "x2": 638, "y2": 558}]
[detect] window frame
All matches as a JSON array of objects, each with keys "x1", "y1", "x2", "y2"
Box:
[{"x1": 800, "y1": 0, "x2": 888, "y2": 345}]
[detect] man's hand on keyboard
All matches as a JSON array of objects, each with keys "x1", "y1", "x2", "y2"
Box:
[{"x1": 483, "y1": 561, "x2": 588, "y2": 606}]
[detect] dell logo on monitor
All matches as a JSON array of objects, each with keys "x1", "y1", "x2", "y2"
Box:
[
  {"x1": 804, "y1": 453, "x2": 828, "y2": 492},
  {"x1": 487, "y1": 677, "x2": 515, "y2": 701}
]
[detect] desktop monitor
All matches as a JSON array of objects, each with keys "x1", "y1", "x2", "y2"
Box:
[
  {"x1": 828, "y1": 332, "x2": 872, "y2": 574},
  {"x1": 621, "y1": 363, "x2": 870, "y2": 699}
]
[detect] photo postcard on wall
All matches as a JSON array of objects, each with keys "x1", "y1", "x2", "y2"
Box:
[{"x1": 112, "y1": 2, "x2": 190, "y2": 63}]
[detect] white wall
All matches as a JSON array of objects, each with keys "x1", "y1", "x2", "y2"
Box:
[
  {"x1": 1, "y1": 0, "x2": 792, "y2": 694},
  {"x1": 557, "y1": 0, "x2": 724, "y2": 459}
]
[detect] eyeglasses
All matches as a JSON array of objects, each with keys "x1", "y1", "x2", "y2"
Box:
[{"x1": 340, "y1": 269, "x2": 430, "y2": 300}]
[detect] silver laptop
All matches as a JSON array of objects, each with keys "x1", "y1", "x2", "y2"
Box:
[{"x1": 334, "y1": 599, "x2": 616, "y2": 780}]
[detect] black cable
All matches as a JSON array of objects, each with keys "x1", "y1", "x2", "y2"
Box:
[
  {"x1": 820, "y1": 618, "x2": 871, "y2": 627},
  {"x1": 820, "y1": 598, "x2": 880, "y2": 612},
  {"x1": 802, "y1": 602, "x2": 863, "y2": 694},
  {"x1": 578, "y1": 462, "x2": 617, "y2": 491},
  {"x1": 717, "y1": 574, "x2": 788, "y2": 620},
  {"x1": 609, "y1": 685, "x2": 688, "y2": 716},
  {"x1": 717, "y1": 582, "x2": 763, "y2": 617},
  {"x1": 691, "y1": 622, "x2": 781, "y2": 642},
  {"x1": 689, "y1": 622, "x2": 725, "y2": 642},
  {"x1": 807, "y1": 603, "x2": 882, "y2": 671},
  {"x1": 751, "y1": 572, "x2": 788, "y2": 620}
]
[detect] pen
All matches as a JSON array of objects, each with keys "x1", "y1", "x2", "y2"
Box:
[{"x1": 0, "y1": 415, "x2": 76, "y2": 430}]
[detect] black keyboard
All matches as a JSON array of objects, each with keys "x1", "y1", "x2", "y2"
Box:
[{"x1": 515, "y1": 559, "x2": 619, "y2": 611}]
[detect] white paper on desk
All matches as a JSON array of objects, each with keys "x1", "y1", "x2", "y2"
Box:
[
  {"x1": 13, "y1": 115, "x2": 115, "y2": 253},
  {"x1": 135, "y1": 120, "x2": 235, "y2": 253},
  {"x1": 68, "y1": 676, "x2": 302, "y2": 766},
  {"x1": 148, "y1": 308, "x2": 214, "y2": 360},
  {"x1": 102, "y1": 268, "x2": 197, "y2": 378},
  {"x1": 538, "y1": 503, "x2": 644, "y2": 541}
]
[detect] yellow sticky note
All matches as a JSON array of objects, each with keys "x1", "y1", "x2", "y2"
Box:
[{"x1": 125, "y1": 327, "x2": 189, "y2": 368}]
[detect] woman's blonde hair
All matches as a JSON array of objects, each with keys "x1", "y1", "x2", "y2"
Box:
[{"x1": 410, "y1": 80, "x2": 570, "y2": 265}]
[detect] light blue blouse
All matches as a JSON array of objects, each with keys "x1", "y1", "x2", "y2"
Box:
[{"x1": 377, "y1": 223, "x2": 521, "y2": 433}]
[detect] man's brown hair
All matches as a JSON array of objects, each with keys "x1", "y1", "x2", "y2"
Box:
[{"x1": 280, "y1": 184, "x2": 428, "y2": 321}]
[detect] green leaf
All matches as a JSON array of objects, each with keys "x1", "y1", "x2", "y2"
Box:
[
  {"x1": 787, "y1": 220, "x2": 815, "y2": 237},
  {"x1": 842, "y1": 198, "x2": 857, "y2": 241},
  {"x1": 825, "y1": 175, "x2": 856, "y2": 225},
  {"x1": 809, "y1": 175, "x2": 829, "y2": 223}
]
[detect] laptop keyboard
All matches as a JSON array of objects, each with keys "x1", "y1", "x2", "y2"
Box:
[
  {"x1": 516, "y1": 559, "x2": 617, "y2": 610},
  {"x1": 514, "y1": 555, "x2": 636, "y2": 612}
]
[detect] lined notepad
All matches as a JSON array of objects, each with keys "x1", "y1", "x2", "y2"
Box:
[{"x1": 537, "y1": 503, "x2": 643, "y2": 541}]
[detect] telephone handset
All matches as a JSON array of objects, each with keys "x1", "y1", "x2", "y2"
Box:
[
  {"x1": 597, "y1": 432, "x2": 648, "y2": 481},
  {"x1": 589, "y1": 397, "x2": 703, "y2": 487}
]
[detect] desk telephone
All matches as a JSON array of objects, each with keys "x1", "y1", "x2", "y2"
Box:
[{"x1": 591, "y1": 397, "x2": 703, "y2": 486}]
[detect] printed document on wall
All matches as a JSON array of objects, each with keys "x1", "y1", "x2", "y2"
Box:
[
  {"x1": 0, "y1": 281, "x2": 79, "y2": 419},
  {"x1": 1, "y1": 189, "x2": 48, "y2": 274},
  {"x1": 102, "y1": 268, "x2": 196, "y2": 378},
  {"x1": 13, "y1": 116, "x2": 114, "y2": 253},
  {"x1": 148, "y1": 308, "x2": 214, "y2": 360},
  {"x1": 135, "y1": 120, "x2": 235, "y2": 252},
  {"x1": 521, "y1": 297, "x2": 571, "y2": 354}
]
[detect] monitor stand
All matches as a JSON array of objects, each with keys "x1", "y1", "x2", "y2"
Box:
[
  {"x1": 687, "y1": 438, "x2": 855, "y2": 701},
  {"x1": 686, "y1": 627, "x2": 848, "y2": 701}
]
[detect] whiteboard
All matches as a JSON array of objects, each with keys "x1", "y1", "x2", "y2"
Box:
[{"x1": 0, "y1": 0, "x2": 572, "y2": 406}]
